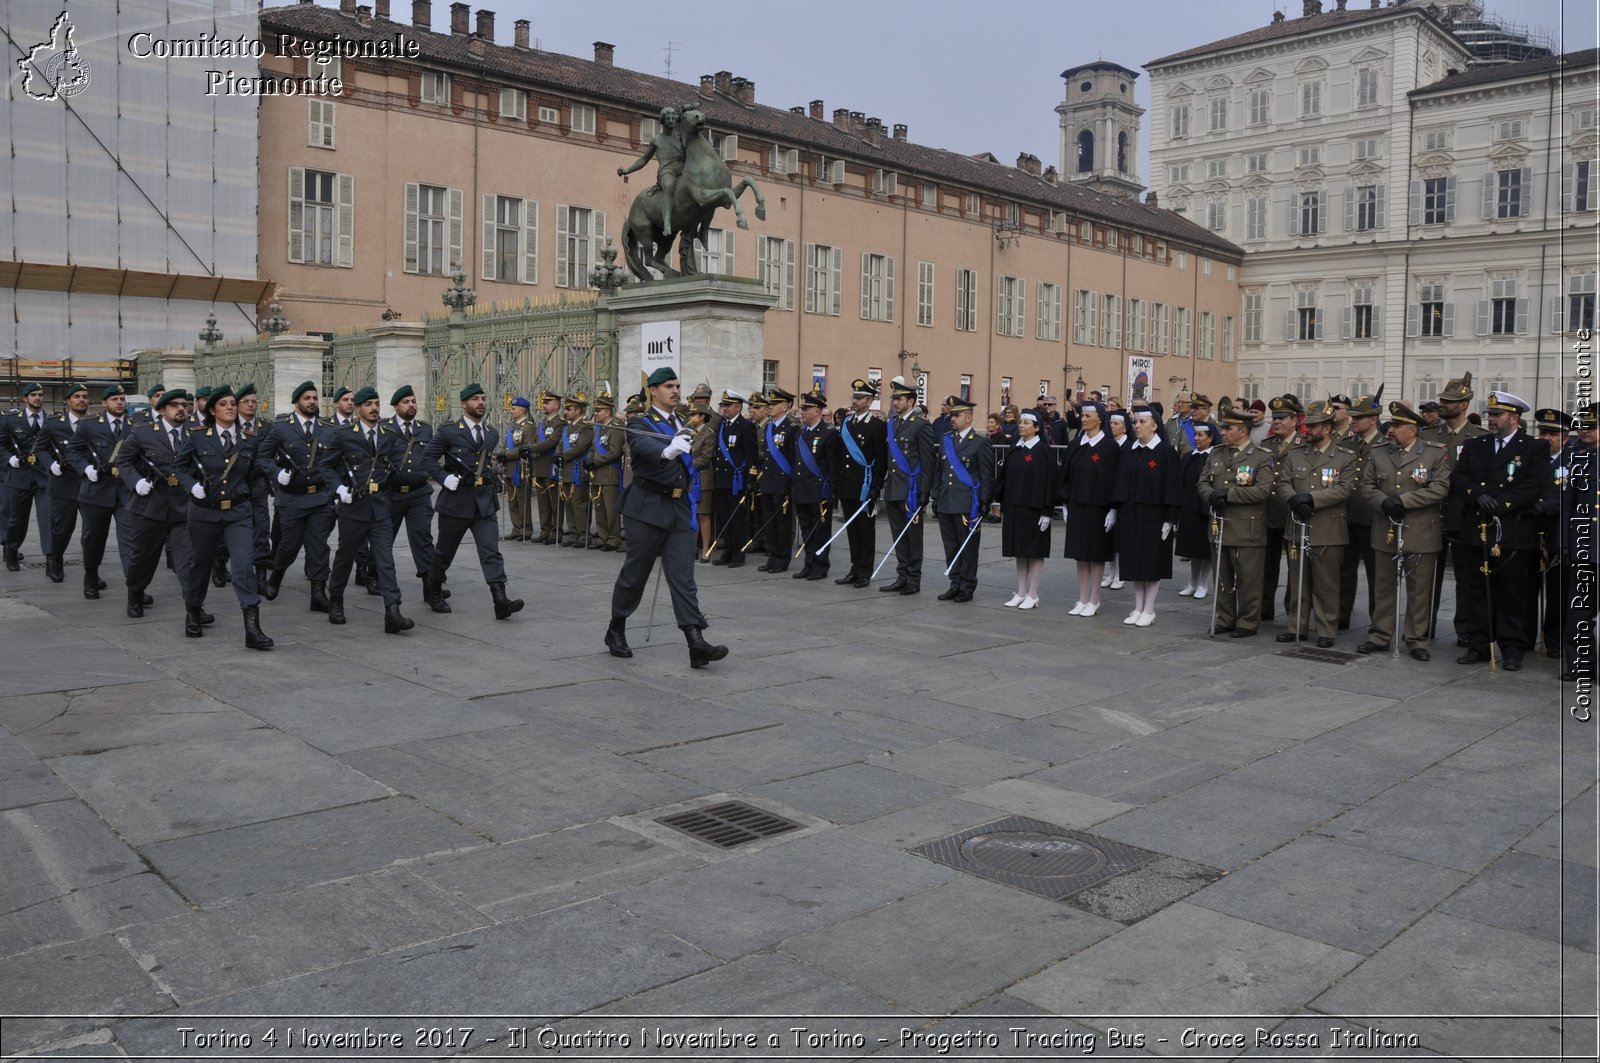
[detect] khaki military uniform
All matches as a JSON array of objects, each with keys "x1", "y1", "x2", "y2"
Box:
[
  {"x1": 1198, "y1": 441, "x2": 1279, "y2": 633},
  {"x1": 556, "y1": 418, "x2": 595, "y2": 545},
  {"x1": 502, "y1": 417, "x2": 535, "y2": 539},
  {"x1": 1260, "y1": 434, "x2": 1294, "y2": 622},
  {"x1": 1359, "y1": 438, "x2": 1452, "y2": 651},
  {"x1": 587, "y1": 419, "x2": 626, "y2": 549},
  {"x1": 1275, "y1": 440, "x2": 1360, "y2": 640},
  {"x1": 1338, "y1": 428, "x2": 1383, "y2": 629},
  {"x1": 524, "y1": 413, "x2": 563, "y2": 542}
]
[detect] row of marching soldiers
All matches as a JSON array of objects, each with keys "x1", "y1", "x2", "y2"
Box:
[{"x1": 0, "y1": 378, "x2": 534, "y2": 650}]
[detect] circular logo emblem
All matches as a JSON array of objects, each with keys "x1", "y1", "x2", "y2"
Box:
[{"x1": 45, "y1": 50, "x2": 91, "y2": 97}]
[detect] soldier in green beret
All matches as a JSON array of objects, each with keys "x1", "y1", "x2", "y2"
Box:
[
  {"x1": 326, "y1": 386, "x2": 414, "y2": 634},
  {"x1": 3, "y1": 382, "x2": 53, "y2": 570}
]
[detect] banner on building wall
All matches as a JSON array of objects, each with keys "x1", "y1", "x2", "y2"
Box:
[
  {"x1": 1038, "y1": 379, "x2": 1050, "y2": 399},
  {"x1": 1000, "y1": 377, "x2": 1012, "y2": 408},
  {"x1": 916, "y1": 372, "x2": 929, "y2": 411},
  {"x1": 811, "y1": 365, "x2": 827, "y2": 398},
  {"x1": 640, "y1": 320, "x2": 680, "y2": 387},
  {"x1": 867, "y1": 367, "x2": 882, "y2": 411},
  {"x1": 1127, "y1": 356, "x2": 1153, "y2": 405}
]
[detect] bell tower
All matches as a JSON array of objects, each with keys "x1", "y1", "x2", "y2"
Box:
[{"x1": 1057, "y1": 61, "x2": 1145, "y2": 199}]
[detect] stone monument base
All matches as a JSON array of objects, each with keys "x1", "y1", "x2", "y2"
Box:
[{"x1": 608, "y1": 275, "x2": 775, "y2": 397}]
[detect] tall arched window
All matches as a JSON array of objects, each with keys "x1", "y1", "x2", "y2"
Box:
[
  {"x1": 1117, "y1": 132, "x2": 1129, "y2": 173},
  {"x1": 1077, "y1": 130, "x2": 1094, "y2": 173}
]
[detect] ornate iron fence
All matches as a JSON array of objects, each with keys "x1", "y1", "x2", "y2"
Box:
[
  {"x1": 194, "y1": 336, "x2": 282, "y2": 415},
  {"x1": 326, "y1": 330, "x2": 377, "y2": 400}
]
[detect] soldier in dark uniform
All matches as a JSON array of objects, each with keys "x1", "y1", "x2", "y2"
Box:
[
  {"x1": 687, "y1": 388, "x2": 716, "y2": 559},
  {"x1": 832, "y1": 379, "x2": 887, "y2": 587},
  {"x1": 40, "y1": 381, "x2": 90, "y2": 583},
  {"x1": 1424, "y1": 372, "x2": 1491, "y2": 646},
  {"x1": 255, "y1": 380, "x2": 339, "y2": 612},
  {"x1": 556, "y1": 391, "x2": 595, "y2": 546},
  {"x1": 234, "y1": 382, "x2": 273, "y2": 589},
  {"x1": 1534, "y1": 408, "x2": 1574, "y2": 663},
  {"x1": 586, "y1": 392, "x2": 626, "y2": 551},
  {"x1": 131, "y1": 384, "x2": 163, "y2": 427},
  {"x1": 710, "y1": 390, "x2": 757, "y2": 567},
  {"x1": 1338, "y1": 389, "x2": 1385, "y2": 631},
  {"x1": 422, "y1": 383, "x2": 524, "y2": 619},
  {"x1": 69, "y1": 385, "x2": 137, "y2": 600},
  {"x1": 117, "y1": 389, "x2": 199, "y2": 619},
  {"x1": 1273, "y1": 401, "x2": 1360, "y2": 647},
  {"x1": 932, "y1": 396, "x2": 992, "y2": 602},
  {"x1": 175, "y1": 385, "x2": 272, "y2": 649},
  {"x1": 605, "y1": 368, "x2": 727, "y2": 667},
  {"x1": 1357, "y1": 401, "x2": 1453, "y2": 660},
  {"x1": 503, "y1": 396, "x2": 534, "y2": 541},
  {"x1": 522, "y1": 391, "x2": 564, "y2": 544},
  {"x1": 746, "y1": 392, "x2": 771, "y2": 556},
  {"x1": 1259, "y1": 395, "x2": 1302, "y2": 622},
  {"x1": 881, "y1": 379, "x2": 937, "y2": 595},
  {"x1": 3, "y1": 381, "x2": 53, "y2": 570},
  {"x1": 790, "y1": 388, "x2": 837, "y2": 581},
  {"x1": 387, "y1": 385, "x2": 443, "y2": 600},
  {"x1": 755, "y1": 387, "x2": 796, "y2": 571},
  {"x1": 327, "y1": 386, "x2": 356, "y2": 428},
  {"x1": 1198, "y1": 406, "x2": 1279, "y2": 637},
  {"x1": 1561, "y1": 405, "x2": 1597, "y2": 682},
  {"x1": 327, "y1": 387, "x2": 414, "y2": 633},
  {"x1": 190, "y1": 386, "x2": 212, "y2": 429},
  {"x1": 1451, "y1": 391, "x2": 1549, "y2": 671}
]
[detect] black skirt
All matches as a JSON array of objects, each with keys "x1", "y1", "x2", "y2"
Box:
[
  {"x1": 1175, "y1": 510, "x2": 1211, "y2": 560},
  {"x1": 1063, "y1": 503, "x2": 1114, "y2": 561},
  {"x1": 1117, "y1": 501, "x2": 1174, "y2": 581},
  {"x1": 1002, "y1": 506, "x2": 1051, "y2": 559}
]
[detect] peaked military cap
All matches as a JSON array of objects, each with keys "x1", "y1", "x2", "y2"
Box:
[
  {"x1": 1269, "y1": 394, "x2": 1304, "y2": 418},
  {"x1": 1438, "y1": 371, "x2": 1474, "y2": 403},
  {"x1": 889, "y1": 378, "x2": 918, "y2": 400},
  {"x1": 851, "y1": 378, "x2": 879, "y2": 398},
  {"x1": 1486, "y1": 391, "x2": 1529, "y2": 414},
  {"x1": 1387, "y1": 400, "x2": 1423, "y2": 427},
  {"x1": 767, "y1": 386, "x2": 795, "y2": 404},
  {"x1": 799, "y1": 387, "x2": 828, "y2": 410},
  {"x1": 1573, "y1": 404, "x2": 1596, "y2": 430},
  {"x1": 749, "y1": 392, "x2": 770, "y2": 408},
  {"x1": 948, "y1": 395, "x2": 976, "y2": 412},
  {"x1": 719, "y1": 389, "x2": 746, "y2": 405},
  {"x1": 1219, "y1": 404, "x2": 1255, "y2": 427},
  {"x1": 1188, "y1": 393, "x2": 1213, "y2": 409},
  {"x1": 564, "y1": 390, "x2": 589, "y2": 407}
]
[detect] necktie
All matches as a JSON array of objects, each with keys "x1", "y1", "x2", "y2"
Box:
[
  {"x1": 403, "y1": 422, "x2": 412, "y2": 441},
  {"x1": 368, "y1": 429, "x2": 377, "y2": 453},
  {"x1": 170, "y1": 428, "x2": 180, "y2": 452},
  {"x1": 473, "y1": 423, "x2": 483, "y2": 448},
  {"x1": 31, "y1": 414, "x2": 40, "y2": 432},
  {"x1": 111, "y1": 418, "x2": 120, "y2": 434},
  {"x1": 303, "y1": 419, "x2": 313, "y2": 441},
  {"x1": 222, "y1": 430, "x2": 233, "y2": 454}
]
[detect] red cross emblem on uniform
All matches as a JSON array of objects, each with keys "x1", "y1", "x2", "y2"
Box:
[
  {"x1": 1091, "y1": 454, "x2": 1101, "y2": 462},
  {"x1": 1023, "y1": 454, "x2": 1033, "y2": 463},
  {"x1": 1148, "y1": 459, "x2": 1158, "y2": 469}
]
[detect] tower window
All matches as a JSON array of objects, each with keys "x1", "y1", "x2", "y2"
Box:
[
  {"x1": 1077, "y1": 130, "x2": 1094, "y2": 174},
  {"x1": 1081, "y1": 81, "x2": 1093, "y2": 92},
  {"x1": 1117, "y1": 132, "x2": 1128, "y2": 174}
]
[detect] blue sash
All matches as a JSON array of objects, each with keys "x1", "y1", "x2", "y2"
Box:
[
  {"x1": 795, "y1": 427, "x2": 831, "y2": 499},
  {"x1": 505, "y1": 427, "x2": 521, "y2": 485},
  {"x1": 765, "y1": 422, "x2": 792, "y2": 478},
  {"x1": 717, "y1": 422, "x2": 744, "y2": 495},
  {"x1": 643, "y1": 413, "x2": 698, "y2": 523},
  {"x1": 942, "y1": 433, "x2": 980, "y2": 522},
  {"x1": 566, "y1": 427, "x2": 584, "y2": 485},
  {"x1": 593, "y1": 428, "x2": 608, "y2": 460},
  {"x1": 840, "y1": 419, "x2": 873, "y2": 502},
  {"x1": 886, "y1": 416, "x2": 920, "y2": 514}
]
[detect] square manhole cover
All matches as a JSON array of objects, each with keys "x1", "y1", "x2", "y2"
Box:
[
  {"x1": 1275, "y1": 647, "x2": 1361, "y2": 665},
  {"x1": 910, "y1": 816, "x2": 1157, "y2": 901},
  {"x1": 656, "y1": 801, "x2": 801, "y2": 849}
]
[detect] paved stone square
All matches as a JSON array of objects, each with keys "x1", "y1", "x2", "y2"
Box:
[{"x1": 0, "y1": 519, "x2": 1594, "y2": 1060}]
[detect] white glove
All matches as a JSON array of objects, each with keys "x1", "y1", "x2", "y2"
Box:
[
  {"x1": 6, "y1": 455, "x2": 18, "y2": 468},
  {"x1": 1038, "y1": 515, "x2": 1051, "y2": 531},
  {"x1": 336, "y1": 484, "x2": 353, "y2": 504},
  {"x1": 1161, "y1": 522, "x2": 1174, "y2": 541},
  {"x1": 1058, "y1": 505, "x2": 1068, "y2": 521},
  {"x1": 276, "y1": 469, "x2": 292, "y2": 486},
  {"x1": 1104, "y1": 510, "x2": 1118, "y2": 532},
  {"x1": 443, "y1": 473, "x2": 462, "y2": 491},
  {"x1": 50, "y1": 461, "x2": 63, "y2": 476},
  {"x1": 84, "y1": 466, "x2": 99, "y2": 483},
  {"x1": 190, "y1": 483, "x2": 206, "y2": 500},
  {"x1": 135, "y1": 478, "x2": 153, "y2": 496},
  {"x1": 662, "y1": 431, "x2": 692, "y2": 459}
]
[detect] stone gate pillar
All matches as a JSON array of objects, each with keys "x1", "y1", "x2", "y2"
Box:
[{"x1": 606, "y1": 276, "x2": 776, "y2": 396}]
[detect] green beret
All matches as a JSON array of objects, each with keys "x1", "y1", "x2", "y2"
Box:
[
  {"x1": 353, "y1": 386, "x2": 379, "y2": 405},
  {"x1": 292, "y1": 380, "x2": 318, "y2": 402},
  {"x1": 156, "y1": 389, "x2": 189, "y2": 409},
  {"x1": 646, "y1": 367, "x2": 678, "y2": 387},
  {"x1": 65, "y1": 381, "x2": 88, "y2": 397},
  {"x1": 332, "y1": 386, "x2": 352, "y2": 402},
  {"x1": 21, "y1": 382, "x2": 42, "y2": 396},
  {"x1": 208, "y1": 383, "x2": 234, "y2": 404},
  {"x1": 194, "y1": 385, "x2": 213, "y2": 401},
  {"x1": 146, "y1": 383, "x2": 164, "y2": 398},
  {"x1": 235, "y1": 382, "x2": 257, "y2": 400},
  {"x1": 460, "y1": 382, "x2": 485, "y2": 402},
  {"x1": 391, "y1": 384, "x2": 415, "y2": 406},
  {"x1": 102, "y1": 384, "x2": 125, "y2": 400}
]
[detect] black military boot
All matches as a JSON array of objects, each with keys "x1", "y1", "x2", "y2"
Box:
[
  {"x1": 184, "y1": 603, "x2": 205, "y2": 638},
  {"x1": 682, "y1": 626, "x2": 728, "y2": 669},
  {"x1": 211, "y1": 557, "x2": 229, "y2": 588},
  {"x1": 126, "y1": 587, "x2": 145, "y2": 618},
  {"x1": 262, "y1": 568, "x2": 284, "y2": 601},
  {"x1": 309, "y1": 579, "x2": 330, "y2": 613},
  {"x1": 384, "y1": 602, "x2": 414, "y2": 634},
  {"x1": 422, "y1": 575, "x2": 452, "y2": 613},
  {"x1": 363, "y1": 567, "x2": 380, "y2": 596},
  {"x1": 83, "y1": 568, "x2": 100, "y2": 600},
  {"x1": 326, "y1": 592, "x2": 346, "y2": 625},
  {"x1": 200, "y1": 608, "x2": 215, "y2": 625},
  {"x1": 242, "y1": 605, "x2": 273, "y2": 651},
  {"x1": 490, "y1": 581, "x2": 524, "y2": 619},
  {"x1": 255, "y1": 564, "x2": 270, "y2": 591},
  {"x1": 605, "y1": 616, "x2": 633, "y2": 658},
  {"x1": 44, "y1": 554, "x2": 64, "y2": 582},
  {"x1": 3, "y1": 547, "x2": 19, "y2": 572}
]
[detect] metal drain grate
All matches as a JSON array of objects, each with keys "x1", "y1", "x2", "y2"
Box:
[
  {"x1": 656, "y1": 801, "x2": 801, "y2": 849},
  {"x1": 1275, "y1": 647, "x2": 1361, "y2": 664},
  {"x1": 911, "y1": 816, "x2": 1157, "y2": 901}
]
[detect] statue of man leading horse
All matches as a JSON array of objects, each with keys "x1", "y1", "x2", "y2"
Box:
[{"x1": 618, "y1": 106, "x2": 765, "y2": 283}]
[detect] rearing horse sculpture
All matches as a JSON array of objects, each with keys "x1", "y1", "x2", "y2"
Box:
[{"x1": 621, "y1": 108, "x2": 766, "y2": 282}]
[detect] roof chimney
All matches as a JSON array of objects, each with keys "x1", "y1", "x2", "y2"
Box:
[
  {"x1": 700, "y1": 73, "x2": 715, "y2": 96},
  {"x1": 833, "y1": 107, "x2": 851, "y2": 128},
  {"x1": 513, "y1": 18, "x2": 529, "y2": 48},
  {"x1": 475, "y1": 8, "x2": 493, "y2": 39},
  {"x1": 340, "y1": 0, "x2": 356, "y2": 15},
  {"x1": 1016, "y1": 152, "x2": 1041, "y2": 176},
  {"x1": 849, "y1": 110, "x2": 866, "y2": 135},
  {"x1": 1145, "y1": 190, "x2": 1159, "y2": 207},
  {"x1": 356, "y1": 4, "x2": 373, "y2": 24},
  {"x1": 809, "y1": 99, "x2": 824, "y2": 120},
  {"x1": 714, "y1": 70, "x2": 733, "y2": 94},
  {"x1": 865, "y1": 117, "x2": 883, "y2": 144},
  {"x1": 1272, "y1": 10, "x2": 1285, "y2": 22},
  {"x1": 1336, "y1": 0, "x2": 1348, "y2": 9},
  {"x1": 450, "y1": 2, "x2": 469, "y2": 35},
  {"x1": 1302, "y1": 0, "x2": 1322, "y2": 15},
  {"x1": 1043, "y1": 165, "x2": 1059, "y2": 185},
  {"x1": 375, "y1": 0, "x2": 390, "y2": 19},
  {"x1": 412, "y1": 0, "x2": 430, "y2": 29},
  {"x1": 731, "y1": 77, "x2": 754, "y2": 104},
  {"x1": 892, "y1": 123, "x2": 907, "y2": 141},
  {"x1": 790, "y1": 106, "x2": 805, "y2": 115},
  {"x1": 593, "y1": 41, "x2": 614, "y2": 65}
]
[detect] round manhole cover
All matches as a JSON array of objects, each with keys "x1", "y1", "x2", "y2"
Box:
[{"x1": 960, "y1": 831, "x2": 1107, "y2": 878}]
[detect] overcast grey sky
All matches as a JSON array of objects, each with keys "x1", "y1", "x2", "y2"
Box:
[{"x1": 477, "y1": 0, "x2": 1591, "y2": 171}]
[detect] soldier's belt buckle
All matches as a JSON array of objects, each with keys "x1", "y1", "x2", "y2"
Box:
[
  {"x1": 368, "y1": 482, "x2": 378, "y2": 493},
  {"x1": 474, "y1": 476, "x2": 484, "y2": 486},
  {"x1": 25, "y1": 454, "x2": 36, "y2": 464},
  {"x1": 398, "y1": 485, "x2": 411, "y2": 493},
  {"x1": 109, "y1": 467, "x2": 119, "y2": 477},
  {"x1": 671, "y1": 488, "x2": 684, "y2": 498},
  {"x1": 307, "y1": 485, "x2": 318, "y2": 494},
  {"x1": 165, "y1": 475, "x2": 178, "y2": 486},
  {"x1": 220, "y1": 500, "x2": 232, "y2": 511}
]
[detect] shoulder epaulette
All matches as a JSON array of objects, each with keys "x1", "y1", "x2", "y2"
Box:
[{"x1": 1425, "y1": 440, "x2": 1447, "y2": 448}]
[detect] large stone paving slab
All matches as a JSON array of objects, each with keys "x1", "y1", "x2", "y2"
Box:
[
  {"x1": 1026, "y1": 746, "x2": 1228, "y2": 804},
  {"x1": 1437, "y1": 849, "x2": 1597, "y2": 952},
  {"x1": 478, "y1": 680, "x2": 766, "y2": 755},
  {"x1": 627, "y1": 721, "x2": 882, "y2": 791},
  {"x1": 1316, "y1": 780, "x2": 1553, "y2": 873},
  {"x1": 0, "y1": 731, "x2": 75, "y2": 810},
  {"x1": 0, "y1": 680, "x2": 256, "y2": 759},
  {"x1": 867, "y1": 741, "x2": 1047, "y2": 789},
  {"x1": 1515, "y1": 787, "x2": 1598, "y2": 867},
  {"x1": 3, "y1": 933, "x2": 173, "y2": 1053},
  {"x1": 749, "y1": 762, "x2": 958, "y2": 825},
  {"x1": 1093, "y1": 778, "x2": 1348, "y2": 869}
]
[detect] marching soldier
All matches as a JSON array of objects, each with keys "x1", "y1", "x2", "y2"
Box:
[
  {"x1": 388, "y1": 385, "x2": 444, "y2": 600},
  {"x1": 3, "y1": 382, "x2": 53, "y2": 570},
  {"x1": 880, "y1": 378, "x2": 937, "y2": 595},
  {"x1": 524, "y1": 391, "x2": 564, "y2": 544},
  {"x1": 1273, "y1": 401, "x2": 1359, "y2": 647},
  {"x1": 69, "y1": 385, "x2": 137, "y2": 600},
  {"x1": 605, "y1": 367, "x2": 727, "y2": 667},
  {"x1": 421, "y1": 382, "x2": 524, "y2": 619},
  {"x1": 1197, "y1": 405, "x2": 1279, "y2": 637},
  {"x1": 755, "y1": 387, "x2": 796, "y2": 571},
  {"x1": 931, "y1": 396, "x2": 992, "y2": 602},
  {"x1": 687, "y1": 390, "x2": 717, "y2": 560},
  {"x1": 117, "y1": 389, "x2": 199, "y2": 619},
  {"x1": 1561, "y1": 405, "x2": 1597, "y2": 682},
  {"x1": 503, "y1": 396, "x2": 535, "y2": 541},
  {"x1": 710, "y1": 390, "x2": 756, "y2": 566},
  {"x1": 747, "y1": 392, "x2": 771, "y2": 556},
  {"x1": 131, "y1": 384, "x2": 163, "y2": 426},
  {"x1": 790, "y1": 387, "x2": 837, "y2": 580},
  {"x1": 1260, "y1": 395, "x2": 1302, "y2": 622},
  {"x1": 40, "y1": 381, "x2": 90, "y2": 583},
  {"x1": 190, "y1": 385, "x2": 212, "y2": 428},
  {"x1": 235, "y1": 382, "x2": 273, "y2": 589},
  {"x1": 1451, "y1": 391, "x2": 1549, "y2": 671},
  {"x1": 556, "y1": 391, "x2": 594, "y2": 547},
  {"x1": 1338, "y1": 388, "x2": 1385, "y2": 631},
  {"x1": 175, "y1": 385, "x2": 272, "y2": 649},
  {"x1": 327, "y1": 387, "x2": 414, "y2": 634},
  {"x1": 255, "y1": 380, "x2": 339, "y2": 612},
  {"x1": 586, "y1": 392, "x2": 626, "y2": 551},
  {"x1": 832, "y1": 379, "x2": 886, "y2": 587},
  {"x1": 1357, "y1": 401, "x2": 1452, "y2": 660},
  {"x1": 1423, "y1": 372, "x2": 1491, "y2": 646},
  {"x1": 1534, "y1": 408, "x2": 1573, "y2": 663},
  {"x1": 326, "y1": 386, "x2": 357, "y2": 428}
]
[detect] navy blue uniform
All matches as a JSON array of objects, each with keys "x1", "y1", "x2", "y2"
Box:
[
  {"x1": 1452, "y1": 428, "x2": 1550, "y2": 664},
  {"x1": 791, "y1": 420, "x2": 839, "y2": 578},
  {"x1": 932, "y1": 427, "x2": 995, "y2": 597},
  {"x1": 69, "y1": 411, "x2": 137, "y2": 591},
  {"x1": 611, "y1": 407, "x2": 707, "y2": 628},
  {"x1": 883, "y1": 410, "x2": 938, "y2": 590},
  {"x1": 710, "y1": 414, "x2": 757, "y2": 565},
  {"x1": 116, "y1": 419, "x2": 197, "y2": 605},
  {"x1": 387, "y1": 414, "x2": 439, "y2": 582},
  {"x1": 831, "y1": 412, "x2": 887, "y2": 585},
  {"x1": 423, "y1": 417, "x2": 508, "y2": 586},
  {"x1": 40, "y1": 413, "x2": 87, "y2": 574},
  {"x1": 255, "y1": 415, "x2": 340, "y2": 587},
  {"x1": 756, "y1": 417, "x2": 796, "y2": 570},
  {"x1": 3, "y1": 406, "x2": 53, "y2": 563},
  {"x1": 330, "y1": 420, "x2": 404, "y2": 606},
  {"x1": 177, "y1": 425, "x2": 261, "y2": 610}
]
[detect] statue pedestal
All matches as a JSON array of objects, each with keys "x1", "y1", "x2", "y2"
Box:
[{"x1": 607, "y1": 275, "x2": 776, "y2": 396}]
